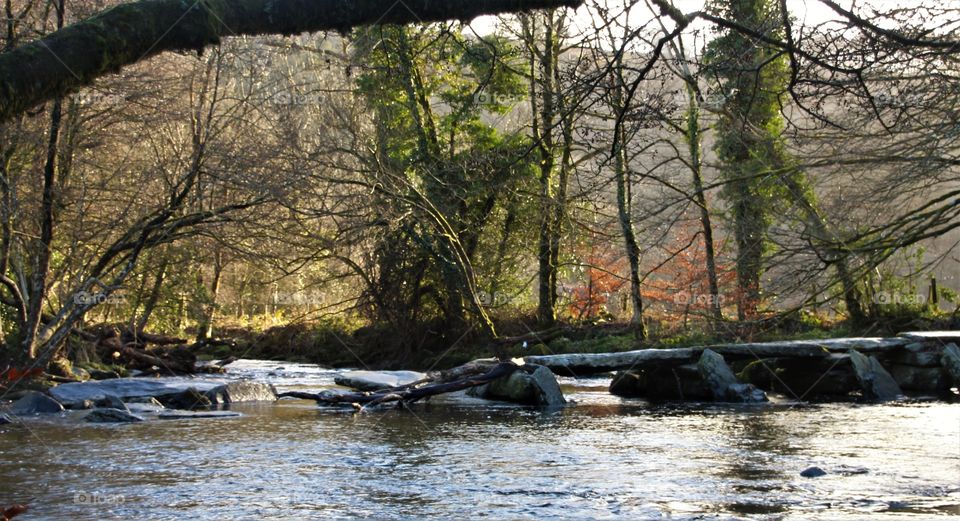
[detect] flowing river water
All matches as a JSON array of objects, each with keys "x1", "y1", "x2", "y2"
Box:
[{"x1": 1, "y1": 359, "x2": 959, "y2": 520}]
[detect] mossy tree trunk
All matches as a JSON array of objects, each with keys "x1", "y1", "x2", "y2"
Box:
[{"x1": 0, "y1": 0, "x2": 580, "y2": 122}]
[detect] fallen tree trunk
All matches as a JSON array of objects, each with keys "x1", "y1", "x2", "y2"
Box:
[
  {"x1": 0, "y1": 0, "x2": 580, "y2": 122},
  {"x1": 279, "y1": 361, "x2": 522, "y2": 408}
]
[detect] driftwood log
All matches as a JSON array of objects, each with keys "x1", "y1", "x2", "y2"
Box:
[
  {"x1": 279, "y1": 361, "x2": 523, "y2": 409},
  {"x1": 91, "y1": 327, "x2": 231, "y2": 375}
]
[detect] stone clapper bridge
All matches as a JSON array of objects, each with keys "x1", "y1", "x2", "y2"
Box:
[
  {"x1": 282, "y1": 331, "x2": 960, "y2": 408},
  {"x1": 6, "y1": 331, "x2": 959, "y2": 424}
]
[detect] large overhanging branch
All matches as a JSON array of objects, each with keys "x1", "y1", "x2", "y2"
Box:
[{"x1": 0, "y1": 0, "x2": 581, "y2": 122}]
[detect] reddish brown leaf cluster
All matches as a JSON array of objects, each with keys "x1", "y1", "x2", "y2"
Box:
[
  {"x1": 1, "y1": 504, "x2": 27, "y2": 520},
  {"x1": 0, "y1": 367, "x2": 44, "y2": 382},
  {"x1": 566, "y1": 249, "x2": 628, "y2": 320}
]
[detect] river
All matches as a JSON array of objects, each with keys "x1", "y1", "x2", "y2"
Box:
[{"x1": 1, "y1": 359, "x2": 958, "y2": 519}]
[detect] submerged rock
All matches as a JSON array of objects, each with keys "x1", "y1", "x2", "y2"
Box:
[
  {"x1": 848, "y1": 350, "x2": 903, "y2": 401},
  {"x1": 85, "y1": 408, "x2": 144, "y2": 423},
  {"x1": 334, "y1": 370, "x2": 426, "y2": 391},
  {"x1": 697, "y1": 349, "x2": 767, "y2": 403},
  {"x1": 800, "y1": 466, "x2": 827, "y2": 478},
  {"x1": 10, "y1": 391, "x2": 64, "y2": 414},
  {"x1": 157, "y1": 410, "x2": 241, "y2": 419}
]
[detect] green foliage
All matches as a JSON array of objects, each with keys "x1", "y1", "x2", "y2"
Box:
[
  {"x1": 352, "y1": 25, "x2": 537, "y2": 335},
  {"x1": 704, "y1": 0, "x2": 809, "y2": 316}
]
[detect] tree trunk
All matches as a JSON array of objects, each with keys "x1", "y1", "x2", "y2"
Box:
[
  {"x1": 0, "y1": 0, "x2": 580, "y2": 122},
  {"x1": 136, "y1": 258, "x2": 169, "y2": 333},
  {"x1": 529, "y1": 11, "x2": 562, "y2": 326},
  {"x1": 22, "y1": 0, "x2": 66, "y2": 360},
  {"x1": 684, "y1": 84, "x2": 723, "y2": 324},
  {"x1": 732, "y1": 184, "x2": 765, "y2": 322},
  {"x1": 612, "y1": 92, "x2": 646, "y2": 339},
  {"x1": 196, "y1": 251, "x2": 223, "y2": 342}
]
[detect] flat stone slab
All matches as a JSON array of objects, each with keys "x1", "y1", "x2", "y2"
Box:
[
  {"x1": 10, "y1": 391, "x2": 64, "y2": 414},
  {"x1": 899, "y1": 331, "x2": 960, "y2": 343},
  {"x1": 334, "y1": 370, "x2": 426, "y2": 391},
  {"x1": 525, "y1": 348, "x2": 698, "y2": 375},
  {"x1": 709, "y1": 338, "x2": 911, "y2": 355},
  {"x1": 48, "y1": 378, "x2": 275, "y2": 407},
  {"x1": 49, "y1": 378, "x2": 225, "y2": 406},
  {"x1": 157, "y1": 410, "x2": 242, "y2": 419}
]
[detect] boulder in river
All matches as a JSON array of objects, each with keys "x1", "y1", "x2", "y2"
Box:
[
  {"x1": 334, "y1": 370, "x2": 426, "y2": 391},
  {"x1": 800, "y1": 466, "x2": 827, "y2": 478},
  {"x1": 848, "y1": 350, "x2": 903, "y2": 401},
  {"x1": 697, "y1": 349, "x2": 767, "y2": 403},
  {"x1": 204, "y1": 381, "x2": 277, "y2": 404},
  {"x1": 10, "y1": 391, "x2": 64, "y2": 414},
  {"x1": 84, "y1": 408, "x2": 144, "y2": 423},
  {"x1": 942, "y1": 343, "x2": 960, "y2": 386},
  {"x1": 474, "y1": 365, "x2": 566, "y2": 407}
]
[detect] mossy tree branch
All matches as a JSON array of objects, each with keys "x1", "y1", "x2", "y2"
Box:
[{"x1": 0, "y1": 0, "x2": 581, "y2": 122}]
